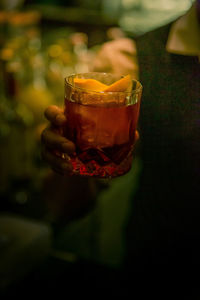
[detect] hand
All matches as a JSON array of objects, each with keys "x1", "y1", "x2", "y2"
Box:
[
  {"x1": 41, "y1": 106, "x2": 98, "y2": 223},
  {"x1": 41, "y1": 105, "x2": 75, "y2": 175}
]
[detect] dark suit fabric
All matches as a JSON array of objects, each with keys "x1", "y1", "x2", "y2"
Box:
[{"x1": 125, "y1": 23, "x2": 200, "y2": 277}]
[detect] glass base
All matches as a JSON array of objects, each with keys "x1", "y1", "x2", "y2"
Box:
[{"x1": 69, "y1": 154, "x2": 133, "y2": 179}]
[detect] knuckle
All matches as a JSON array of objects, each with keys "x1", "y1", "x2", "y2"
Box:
[
  {"x1": 45, "y1": 105, "x2": 56, "y2": 114},
  {"x1": 44, "y1": 105, "x2": 58, "y2": 120},
  {"x1": 44, "y1": 106, "x2": 51, "y2": 118}
]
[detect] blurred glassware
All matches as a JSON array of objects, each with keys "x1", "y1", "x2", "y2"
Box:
[
  {"x1": 0, "y1": 0, "x2": 25, "y2": 10},
  {"x1": 0, "y1": 10, "x2": 94, "y2": 204},
  {"x1": 120, "y1": 0, "x2": 194, "y2": 36},
  {"x1": 0, "y1": 10, "x2": 48, "y2": 199}
]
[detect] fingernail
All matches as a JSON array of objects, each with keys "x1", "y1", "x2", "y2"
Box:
[
  {"x1": 62, "y1": 142, "x2": 75, "y2": 154},
  {"x1": 55, "y1": 114, "x2": 66, "y2": 125}
]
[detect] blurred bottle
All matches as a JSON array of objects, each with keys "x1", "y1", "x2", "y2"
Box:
[
  {"x1": 69, "y1": 32, "x2": 90, "y2": 74},
  {"x1": 102, "y1": 0, "x2": 122, "y2": 18},
  {"x1": 0, "y1": 10, "x2": 53, "y2": 199},
  {"x1": 0, "y1": 11, "x2": 7, "y2": 49},
  {"x1": 0, "y1": 0, "x2": 25, "y2": 10},
  {"x1": 0, "y1": 46, "x2": 24, "y2": 193}
]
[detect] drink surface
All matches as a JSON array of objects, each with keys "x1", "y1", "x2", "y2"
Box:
[{"x1": 64, "y1": 98, "x2": 140, "y2": 178}]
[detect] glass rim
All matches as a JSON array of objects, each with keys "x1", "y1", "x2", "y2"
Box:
[{"x1": 64, "y1": 72, "x2": 143, "y2": 95}]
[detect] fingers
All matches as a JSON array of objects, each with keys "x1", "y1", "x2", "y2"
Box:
[
  {"x1": 44, "y1": 105, "x2": 67, "y2": 126},
  {"x1": 41, "y1": 127, "x2": 75, "y2": 154},
  {"x1": 41, "y1": 146, "x2": 73, "y2": 175},
  {"x1": 42, "y1": 105, "x2": 76, "y2": 176}
]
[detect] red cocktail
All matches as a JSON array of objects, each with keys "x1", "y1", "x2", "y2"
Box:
[{"x1": 64, "y1": 72, "x2": 142, "y2": 178}]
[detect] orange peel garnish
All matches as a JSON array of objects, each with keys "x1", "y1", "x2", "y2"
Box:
[
  {"x1": 74, "y1": 78, "x2": 108, "y2": 91},
  {"x1": 73, "y1": 74, "x2": 132, "y2": 93},
  {"x1": 102, "y1": 75, "x2": 132, "y2": 92}
]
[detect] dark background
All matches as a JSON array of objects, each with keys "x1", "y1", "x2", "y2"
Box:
[{"x1": 0, "y1": 0, "x2": 193, "y2": 296}]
